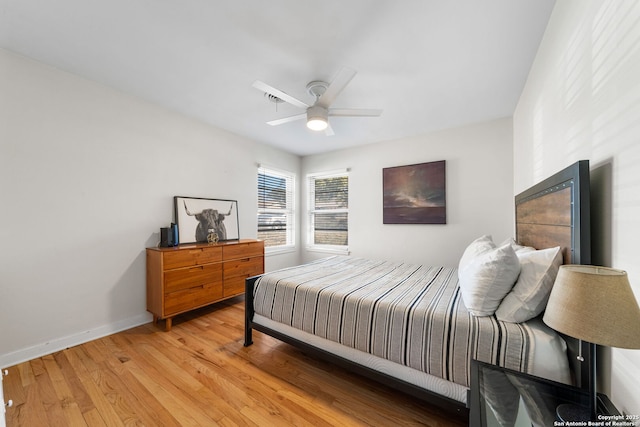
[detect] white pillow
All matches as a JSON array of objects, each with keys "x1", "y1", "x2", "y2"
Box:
[
  {"x1": 458, "y1": 242, "x2": 521, "y2": 316},
  {"x1": 458, "y1": 235, "x2": 495, "y2": 274},
  {"x1": 499, "y1": 237, "x2": 536, "y2": 254},
  {"x1": 495, "y1": 246, "x2": 563, "y2": 323}
]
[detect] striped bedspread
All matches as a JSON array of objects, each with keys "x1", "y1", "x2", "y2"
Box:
[{"x1": 253, "y1": 256, "x2": 534, "y2": 387}]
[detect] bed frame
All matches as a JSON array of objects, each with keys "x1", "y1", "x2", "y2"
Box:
[{"x1": 244, "y1": 160, "x2": 591, "y2": 419}]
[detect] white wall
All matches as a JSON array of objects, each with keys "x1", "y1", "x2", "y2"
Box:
[
  {"x1": 301, "y1": 118, "x2": 515, "y2": 267},
  {"x1": 514, "y1": 0, "x2": 640, "y2": 414},
  {"x1": 0, "y1": 49, "x2": 301, "y2": 368}
]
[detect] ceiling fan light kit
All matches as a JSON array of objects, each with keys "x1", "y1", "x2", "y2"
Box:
[
  {"x1": 253, "y1": 67, "x2": 382, "y2": 135},
  {"x1": 306, "y1": 105, "x2": 329, "y2": 131}
]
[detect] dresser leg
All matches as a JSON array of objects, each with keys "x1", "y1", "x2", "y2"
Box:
[{"x1": 165, "y1": 317, "x2": 172, "y2": 332}]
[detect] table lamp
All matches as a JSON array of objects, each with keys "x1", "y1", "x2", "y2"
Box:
[{"x1": 543, "y1": 265, "x2": 640, "y2": 421}]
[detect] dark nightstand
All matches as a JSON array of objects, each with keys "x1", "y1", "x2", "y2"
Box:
[{"x1": 469, "y1": 360, "x2": 620, "y2": 426}]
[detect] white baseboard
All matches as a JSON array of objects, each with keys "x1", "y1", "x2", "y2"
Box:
[{"x1": 0, "y1": 313, "x2": 152, "y2": 369}]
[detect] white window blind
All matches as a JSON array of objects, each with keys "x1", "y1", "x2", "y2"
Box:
[
  {"x1": 258, "y1": 166, "x2": 295, "y2": 249},
  {"x1": 307, "y1": 170, "x2": 349, "y2": 252}
]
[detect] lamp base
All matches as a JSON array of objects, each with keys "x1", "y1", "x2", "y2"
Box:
[{"x1": 556, "y1": 403, "x2": 591, "y2": 422}]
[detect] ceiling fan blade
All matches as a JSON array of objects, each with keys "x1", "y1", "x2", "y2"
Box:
[
  {"x1": 317, "y1": 67, "x2": 357, "y2": 108},
  {"x1": 325, "y1": 123, "x2": 335, "y2": 136},
  {"x1": 329, "y1": 108, "x2": 383, "y2": 117},
  {"x1": 252, "y1": 80, "x2": 309, "y2": 109},
  {"x1": 266, "y1": 113, "x2": 307, "y2": 126}
]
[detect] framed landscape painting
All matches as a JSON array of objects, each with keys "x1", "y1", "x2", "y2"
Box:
[
  {"x1": 382, "y1": 160, "x2": 446, "y2": 224},
  {"x1": 174, "y1": 196, "x2": 239, "y2": 243}
]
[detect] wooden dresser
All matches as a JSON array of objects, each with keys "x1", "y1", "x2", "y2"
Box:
[{"x1": 146, "y1": 239, "x2": 264, "y2": 331}]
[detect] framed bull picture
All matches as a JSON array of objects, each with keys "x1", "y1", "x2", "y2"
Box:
[{"x1": 174, "y1": 196, "x2": 239, "y2": 244}]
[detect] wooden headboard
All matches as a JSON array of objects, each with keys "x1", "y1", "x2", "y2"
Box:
[{"x1": 515, "y1": 160, "x2": 591, "y2": 388}]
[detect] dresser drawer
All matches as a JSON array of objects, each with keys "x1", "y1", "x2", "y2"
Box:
[
  {"x1": 164, "y1": 283, "x2": 223, "y2": 316},
  {"x1": 223, "y1": 241, "x2": 264, "y2": 260},
  {"x1": 223, "y1": 256, "x2": 263, "y2": 279},
  {"x1": 223, "y1": 276, "x2": 246, "y2": 297},
  {"x1": 164, "y1": 263, "x2": 223, "y2": 293},
  {"x1": 163, "y1": 246, "x2": 222, "y2": 269}
]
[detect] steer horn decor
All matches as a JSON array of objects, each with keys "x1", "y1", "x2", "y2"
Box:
[{"x1": 174, "y1": 196, "x2": 239, "y2": 244}]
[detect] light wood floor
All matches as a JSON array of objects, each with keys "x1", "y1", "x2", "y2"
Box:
[{"x1": 4, "y1": 297, "x2": 467, "y2": 426}]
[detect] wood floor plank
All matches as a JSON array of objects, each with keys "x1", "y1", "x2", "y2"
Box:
[
  {"x1": 164, "y1": 326, "x2": 307, "y2": 426},
  {"x1": 98, "y1": 337, "x2": 183, "y2": 427},
  {"x1": 9, "y1": 377, "x2": 50, "y2": 427},
  {"x1": 31, "y1": 357, "x2": 72, "y2": 427},
  {"x1": 41, "y1": 354, "x2": 88, "y2": 426},
  {"x1": 64, "y1": 347, "x2": 126, "y2": 427},
  {"x1": 123, "y1": 358, "x2": 206, "y2": 426},
  {"x1": 275, "y1": 388, "x2": 365, "y2": 427},
  {"x1": 80, "y1": 408, "x2": 108, "y2": 426},
  {"x1": 93, "y1": 359, "x2": 162, "y2": 426},
  {"x1": 119, "y1": 335, "x2": 231, "y2": 427},
  {"x1": 2, "y1": 364, "x2": 26, "y2": 409},
  {"x1": 17, "y1": 362, "x2": 35, "y2": 388},
  {"x1": 52, "y1": 352, "x2": 94, "y2": 415},
  {"x1": 4, "y1": 298, "x2": 467, "y2": 427},
  {"x1": 132, "y1": 343, "x2": 227, "y2": 423}
]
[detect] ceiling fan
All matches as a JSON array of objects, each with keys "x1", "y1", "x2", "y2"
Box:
[{"x1": 252, "y1": 67, "x2": 382, "y2": 135}]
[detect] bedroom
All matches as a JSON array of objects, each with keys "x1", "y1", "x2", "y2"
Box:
[{"x1": 2, "y1": 0, "x2": 640, "y2": 424}]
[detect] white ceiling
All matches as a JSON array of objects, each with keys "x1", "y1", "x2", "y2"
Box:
[{"x1": 0, "y1": 0, "x2": 555, "y2": 156}]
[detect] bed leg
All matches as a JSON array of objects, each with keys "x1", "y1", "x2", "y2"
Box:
[
  {"x1": 244, "y1": 316, "x2": 253, "y2": 347},
  {"x1": 244, "y1": 275, "x2": 259, "y2": 346}
]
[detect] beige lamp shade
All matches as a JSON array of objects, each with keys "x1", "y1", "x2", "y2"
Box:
[{"x1": 543, "y1": 265, "x2": 640, "y2": 349}]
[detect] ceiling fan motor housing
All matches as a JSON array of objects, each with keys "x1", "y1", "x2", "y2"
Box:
[{"x1": 306, "y1": 81, "x2": 329, "y2": 98}]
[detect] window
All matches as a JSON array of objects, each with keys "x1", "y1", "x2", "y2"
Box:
[
  {"x1": 257, "y1": 166, "x2": 295, "y2": 251},
  {"x1": 307, "y1": 170, "x2": 349, "y2": 252}
]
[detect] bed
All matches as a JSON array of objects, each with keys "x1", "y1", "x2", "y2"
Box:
[{"x1": 244, "y1": 160, "x2": 591, "y2": 418}]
